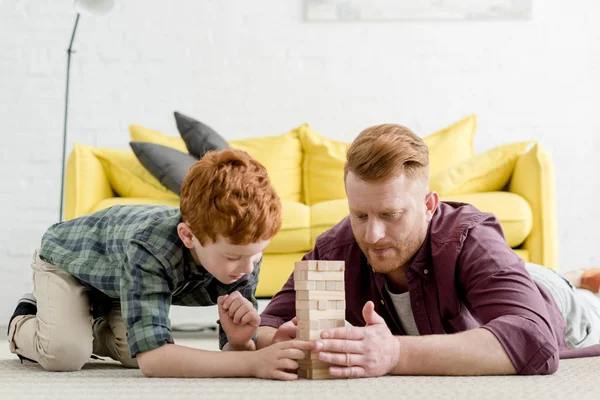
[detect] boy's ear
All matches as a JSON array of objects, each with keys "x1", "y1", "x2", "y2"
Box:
[{"x1": 177, "y1": 222, "x2": 195, "y2": 248}]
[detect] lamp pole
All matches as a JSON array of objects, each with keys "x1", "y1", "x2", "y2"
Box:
[{"x1": 59, "y1": 13, "x2": 80, "y2": 222}]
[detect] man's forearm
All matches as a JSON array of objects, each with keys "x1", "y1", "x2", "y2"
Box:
[
  {"x1": 138, "y1": 343, "x2": 254, "y2": 378},
  {"x1": 393, "y1": 328, "x2": 516, "y2": 376},
  {"x1": 256, "y1": 326, "x2": 277, "y2": 349}
]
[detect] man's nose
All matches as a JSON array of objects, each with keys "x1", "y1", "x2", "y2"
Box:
[{"x1": 365, "y1": 219, "x2": 385, "y2": 244}]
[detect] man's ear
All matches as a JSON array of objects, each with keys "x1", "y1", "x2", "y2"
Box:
[
  {"x1": 425, "y1": 191, "x2": 439, "y2": 222},
  {"x1": 177, "y1": 222, "x2": 195, "y2": 249}
]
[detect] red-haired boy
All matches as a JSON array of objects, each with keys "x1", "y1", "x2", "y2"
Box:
[{"x1": 8, "y1": 149, "x2": 312, "y2": 379}]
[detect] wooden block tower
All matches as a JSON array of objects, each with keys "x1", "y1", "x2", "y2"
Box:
[{"x1": 294, "y1": 260, "x2": 345, "y2": 380}]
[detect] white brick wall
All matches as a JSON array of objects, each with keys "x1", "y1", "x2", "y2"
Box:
[{"x1": 1, "y1": 0, "x2": 599, "y2": 324}]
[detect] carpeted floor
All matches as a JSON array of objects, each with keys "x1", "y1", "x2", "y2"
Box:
[{"x1": 1, "y1": 334, "x2": 599, "y2": 400}]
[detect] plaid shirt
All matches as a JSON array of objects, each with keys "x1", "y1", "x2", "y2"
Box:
[{"x1": 39, "y1": 205, "x2": 260, "y2": 356}]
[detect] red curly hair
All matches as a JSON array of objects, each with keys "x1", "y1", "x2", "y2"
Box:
[{"x1": 180, "y1": 148, "x2": 282, "y2": 245}]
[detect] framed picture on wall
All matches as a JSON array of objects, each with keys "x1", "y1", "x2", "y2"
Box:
[{"x1": 304, "y1": 0, "x2": 533, "y2": 22}]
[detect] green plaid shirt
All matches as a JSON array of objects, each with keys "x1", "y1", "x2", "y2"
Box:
[{"x1": 39, "y1": 205, "x2": 260, "y2": 356}]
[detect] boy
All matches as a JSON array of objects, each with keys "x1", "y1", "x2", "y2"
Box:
[{"x1": 7, "y1": 148, "x2": 312, "y2": 380}]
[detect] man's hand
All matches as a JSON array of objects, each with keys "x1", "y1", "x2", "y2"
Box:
[
  {"x1": 251, "y1": 340, "x2": 314, "y2": 380},
  {"x1": 315, "y1": 301, "x2": 400, "y2": 378},
  {"x1": 218, "y1": 291, "x2": 260, "y2": 348},
  {"x1": 271, "y1": 317, "x2": 298, "y2": 344}
]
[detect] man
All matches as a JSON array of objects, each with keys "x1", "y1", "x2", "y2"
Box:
[{"x1": 256, "y1": 124, "x2": 600, "y2": 378}]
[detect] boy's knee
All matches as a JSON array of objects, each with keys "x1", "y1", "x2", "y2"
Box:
[{"x1": 39, "y1": 341, "x2": 92, "y2": 372}]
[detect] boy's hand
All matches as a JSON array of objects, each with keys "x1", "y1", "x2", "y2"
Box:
[
  {"x1": 271, "y1": 317, "x2": 298, "y2": 344},
  {"x1": 218, "y1": 292, "x2": 260, "y2": 348},
  {"x1": 252, "y1": 340, "x2": 314, "y2": 380}
]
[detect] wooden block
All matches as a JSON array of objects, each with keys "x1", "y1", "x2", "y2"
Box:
[
  {"x1": 336, "y1": 281, "x2": 344, "y2": 291},
  {"x1": 336, "y1": 300, "x2": 346, "y2": 310},
  {"x1": 317, "y1": 260, "x2": 345, "y2": 272},
  {"x1": 296, "y1": 300, "x2": 318, "y2": 310},
  {"x1": 298, "y1": 319, "x2": 320, "y2": 330},
  {"x1": 319, "y1": 319, "x2": 345, "y2": 329},
  {"x1": 316, "y1": 281, "x2": 326, "y2": 290},
  {"x1": 318, "y1": 300, "x2": 327, "y2": 310},
  {"x1": 297, "y1": 309, "x2": 345, "y2": 320},
  {"x1": 297, "y1": 290, "x2": 345, "y2": 301},
  {"x1": 309, "y1": 368, "x2": 340, "y2": 380},
  {"x1": 304, "y1": 271, "x2": 344, "y2": 281},
  {"x1": 295, "y1": 260, "x2": 318, "y2": 271},
  {"x1": 298, "y1": 359, "x2": 331, "y2": 370},
  {"x1": 298, "y1": 367, "x2": 310, "y2": 379},
  {"x1": 297, "y1": 328, "x2": 322, "y2": 341},
  {"x1": 295, "y1": 281, "x2": 316, "y2": 291},
  {"x1": 294, "y1": 270, "x2": 308, "y2": 281}
]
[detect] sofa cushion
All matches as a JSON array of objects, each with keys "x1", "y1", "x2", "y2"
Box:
[
  {"x1": 229, "y1": 128, "x2": 303, "y2": 203},
  {"x1": 299, "y1": 116, "x2": 477, "y2": 205},
  {"x1": 129, "y1": 142, "x2": 197, "y2": 195},
  {"x1": 431, "y1": 141, "x2": 534, "y2": 196},
  {"x1": 173, "y1": 111, "x2": 229, "y2": 158},
  {"x1": 127, "y1": 124, "x2": 304, "y2": 203},
  {"x1": 263, "y1": 201, "x2": 311, "y2": 254},
  {"x1": 129, "y1": 125, "x2": 189, "y2": 153},
  {"x1": 441, "y1": 192, "x2": 533, "y2": 248},
  {"x1": 423, "y1": 114, "x2": 477, "y2": 177},
  {"x1": 299, "y1": 125, "x2": 349, "y2": 206},
  {"x1": 91, "y1": 148, "x2": 179, "y2": 201},
  {"x1": 310, "y1": 199, "x2": 349, "y2": 247}
]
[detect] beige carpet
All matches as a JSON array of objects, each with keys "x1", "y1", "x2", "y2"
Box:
[{"x1": 1, "y1": 336, "x2": 599, "y2": 400}]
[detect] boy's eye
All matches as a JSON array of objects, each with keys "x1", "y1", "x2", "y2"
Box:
[{"x1": 226, "y1": 256, "x2": 240, "y2": 261}]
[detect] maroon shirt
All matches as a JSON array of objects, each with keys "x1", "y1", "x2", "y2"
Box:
[{"x1": 260, "y1": 202, "x2": 600, "y2": 375}]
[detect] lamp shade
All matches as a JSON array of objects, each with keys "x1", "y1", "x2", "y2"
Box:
[{"x1": 74, "y1": 0, "x2": 115, "y2": 16}]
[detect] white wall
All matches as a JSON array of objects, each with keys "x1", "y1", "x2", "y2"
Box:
[{"x1": 1, "y1": 0, "x2": 599, "y2": 324}]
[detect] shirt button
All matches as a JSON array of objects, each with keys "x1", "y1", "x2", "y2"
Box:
[
  {"x1": 423, "y1": 269, "x2": 429, "y2": 275},
  {"x1": 380, "y1": 299, "x2": 385, "y2": 305}
]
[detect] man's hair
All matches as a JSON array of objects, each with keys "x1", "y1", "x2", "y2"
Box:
[
  {"x1": 344, "y1": 124, "x2": 429, "y2": 182},
  {"x1": 180, "y1": 148, "x2": 282, "y2": 245}
]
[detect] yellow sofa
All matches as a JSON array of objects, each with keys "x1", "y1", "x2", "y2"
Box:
[{"x1": 64, "y1": 116, "x2": 558, "y2": 297}]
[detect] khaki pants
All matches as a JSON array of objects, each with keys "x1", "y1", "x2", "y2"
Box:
[{"x1": 7, "y1": 251, "x2": 138, "y2": 371}]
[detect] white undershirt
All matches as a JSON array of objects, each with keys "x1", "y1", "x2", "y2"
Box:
[{"x1": 384, "y1": 288, "x2": 420, "y2": 336}]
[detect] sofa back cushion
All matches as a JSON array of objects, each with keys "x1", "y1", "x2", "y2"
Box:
[
  {"x1": 228, "y1": 127, "x2": 303, "y2": 203},
  {"x1": 300, "y1": 115, "x2": 478, "y2": 205},
  {"x1": 128, "y1": 125, "x2": 304, "y2": 203},
  {"x1": 299, "y1": 125, "x2": 349, "y2": 206},
  {"x1": 91, "y1": 147, "x2": 179, "y2": 201}
]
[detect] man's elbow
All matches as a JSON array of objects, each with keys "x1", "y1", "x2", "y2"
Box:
[
  {"x1": 538, "y1": 350, "x2": 560, "y2": 375},
  {"x1": 520, "y1": 347, "x2": 559, "y2": 376}
]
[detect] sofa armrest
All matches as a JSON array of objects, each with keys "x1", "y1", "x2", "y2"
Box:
[
  {"x1": 64, "y1": 142, "x2": 114, "y2": 220},
  {"x1": 508, "y1": 143, "x2": 559, "y2": 270}
]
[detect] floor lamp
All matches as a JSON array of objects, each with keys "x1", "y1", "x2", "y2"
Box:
[{"x1": 59, "y1": 0, "x2": 114, "y2": 221}]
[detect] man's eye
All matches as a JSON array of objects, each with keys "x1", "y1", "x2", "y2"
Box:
[{"x1": 355, "y1": 215, "x2": 367, "y2": 220}]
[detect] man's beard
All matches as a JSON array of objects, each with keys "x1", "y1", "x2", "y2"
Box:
[{"x1": 358, "y1": 225, "x2": 427, "y2": 274}]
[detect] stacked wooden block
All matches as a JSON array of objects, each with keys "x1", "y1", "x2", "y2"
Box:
[{"x1": 294, "y1": 260, "x2": 345, "y2": 380}]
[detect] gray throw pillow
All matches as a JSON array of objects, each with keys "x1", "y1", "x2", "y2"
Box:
[
  {"x1": 130, "y1": 141, "x2": 198, "y2": 195},
  {"x1": 174, "y1": 111, "x2": 229, "y2": 159}
]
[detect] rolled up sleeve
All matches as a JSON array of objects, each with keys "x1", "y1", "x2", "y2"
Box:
[
  {"x1": 459, "y1": 220, "x2": 560, "y2": 375},
  {"x1": 121, "y1": 241, "x2": 174, "y2": 357}
]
